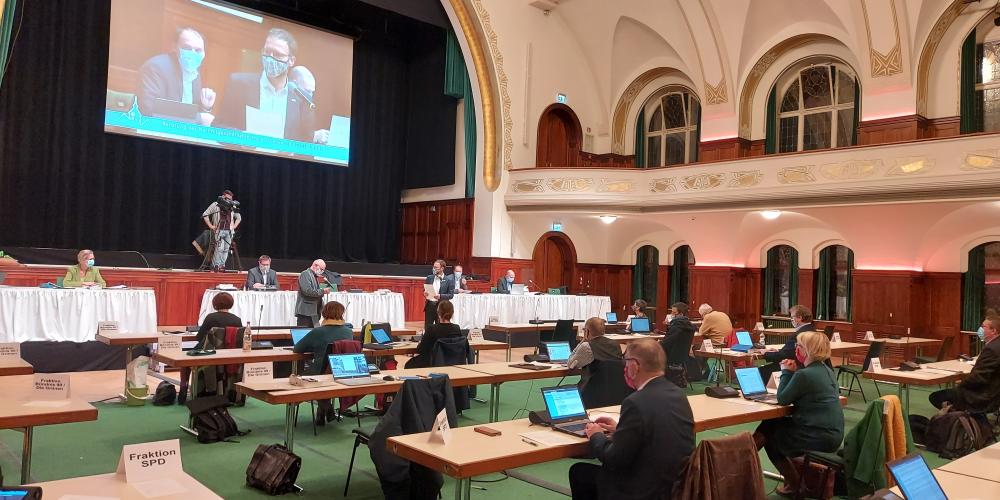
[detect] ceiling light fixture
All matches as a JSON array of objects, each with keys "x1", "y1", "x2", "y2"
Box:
[
  {"x1": 598, "y1": 215, "x2": 618, "y2": 224},
  {"x1": 760, "y1": 210, "x2": 782, "y2": 220}
]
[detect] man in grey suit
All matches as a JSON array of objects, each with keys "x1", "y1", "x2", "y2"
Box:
[
  {"x1": 245, "y1": 255, "x2": 279, "y2": 290},
  {"x1": 295, "y1": 259, "x2": 341, "y2": 327},
  {"x1": 495, "y1": 269, "x2": 515, "y2": 294},
  {"x1": 424, "y1": 259, "x2": 455, "y2": 329},
  {"x1": 137, "y1": 27, "x2": 216, "y2": 123}
]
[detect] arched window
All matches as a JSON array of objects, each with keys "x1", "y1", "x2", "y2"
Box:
[
  {"x1": 763, "y1": 245, "x2": 799, "y2": 316},
  {"x1": 641, "y1": 88, "x2": 700, "y2": 167},
  {"x1": 815, "y1": 245, "x2": 854, "y2": 321},
  {"x1": 768, "y1": 60, "x2": 859, "y2": 153},
  {"x1": 960, "y1": 23, "x2": 1000, "y2": 133},
  {"x1": 669, "y1": 245, "x2": 695, "y2": 305},
  {"x1": 962, "y1": 241, "x2": 1000, "y2": 330},
  {"x1": 633, "y1": 245, "x2": 659, "y2": 316}
]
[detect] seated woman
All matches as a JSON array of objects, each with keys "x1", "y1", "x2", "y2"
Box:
[
  {"x1": 293, "y1": 301, "x2": 353, "y2": 425},
  {"x1": 625, "y1": 299, "x2": 648, "y2": 331},
  {"x1": 195, "y1": 292, "x2": 243, "y2": 349},
  {"x1": 568, "y1": 316, "x2": 623, "y2": 389},
  {"x1": 753, "y1": 331, "x2": 844, "y2": 495},
  {"x1": 408, "y1": 300, "x2": 461, "y2": 369},
  {"x1": 63, "y1": 249, "x2": 107, "y2": 287}
]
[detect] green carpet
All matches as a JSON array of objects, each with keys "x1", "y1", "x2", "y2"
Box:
[{"x1": 0, "y1": 374, "x2": 952, "y2": 498}]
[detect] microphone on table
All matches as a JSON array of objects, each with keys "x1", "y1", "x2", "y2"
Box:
[
  {"x1": 127, "y1": 250, "x2": 152, "y2": 269},
  {"x1": 256, "y1": 304, "x2": 264, "y2": 328},
  {"x1": 527, "y1": 279, "x2": 537, "y2": 291}
]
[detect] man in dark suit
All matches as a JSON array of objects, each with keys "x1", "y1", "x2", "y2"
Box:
[
  {"x1": 424, "y1": 259, "x2": 455, "y2": 329},
  {"x1": 214, "y1": 28, "x2": 316, "y2": 142},
  {"x1": 569, "y1": 339, "x2": 695, "y2": 500},
  {"x1": 759, "y1": 304, "x2": 818, "y2": 380},
  {"x1": 245, "y1": 255, "x2": 279, "y2": 290},
  {"x1": 495, "y1": 269, "x2": 515, "y2": 294},
  {"x1": 137, "y1": 27, "x2": 216, "y2": 121},
  {"x1": 930, "y1": 316, "x2": 1000, "y2": 411},
  {"x1": 294, "y1": 259, "x2": 341, "y2": 327}
]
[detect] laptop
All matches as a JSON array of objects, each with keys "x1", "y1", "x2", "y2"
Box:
[
  {"x1": 511, "y1": 283, "x2": 527, "y2": 295},
  {"x1": 147, "y1": 97, "x2": 199, "y2": 122},
  {"x1": 328, "y1": 353, "x2": 384, "y2": 386},
  {"x1": 886, "y1": 453, "x2": 947, "y2": 500},
  {"x1": 730, "y1": 331, "x2": 755, "y2": 352},
  {"x1": 290, "y1": 328, "x2": 310, "y2": 345},
  {"x1": 364, "y1": 327, "x2": 393, "y2": 350},
  {"x1": 605, "y1": 312, "x2": 618, "y2": 323},
  {"x1": 540, "y1": 386, "x2": 590, "y2": 437},
  {"x1": 630, "y1": 317, "x2": 651, "y2": 334},
  {"x1": 734, "y1": 367, "x2": 780, "y2": 404},
  {"x1": 543, "y1": 341, "x2": 571, "y2": 365}
]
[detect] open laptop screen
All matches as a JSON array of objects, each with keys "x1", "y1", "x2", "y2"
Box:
[
  {"x1": 630, "y1": 317, "x2": 650, "y2": 332},
  {"x1": 328, "y1": 354, "x2": 370, "y2": 379},
  {"x1": 541, "y1": 386, "x2": 586, "y2": 421},
  {"x1": 735, "y1": 331, "x2": 753, "y2": 345},
  {"x1": 370, "y1": 328, "x2": 391, "y2": 344},
  {"x1": 734, "y1": 367, "x2": 768, "y2": 396},
  {"x1": 291, "y1": 329, "x2": 310, "y2": 345},
  {"x1": 605, "y1": 312, "x2": 618, "y2": 323},
  {"x1": 887, "y1": 454, "x2": 947, "y2": 500},
  {"x1": 544, "y1": 342, "x2": 571, "y2": 363}
]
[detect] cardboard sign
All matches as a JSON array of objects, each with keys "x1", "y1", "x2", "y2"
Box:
[
  {"x1": 157, "y1": 335, "x2": 182, "y2": 353},
  {"x1": 243, "y1": 362, "x2": 274, "y2": 383},
  {"x1": 831, "y1": 331, "x2": 842, "y2": 343},
  {"x1": 767, "y1": 371, "x2": 782, "y2": 391},
  {"x1": 116, "y1": 439, "x2": 183, "y2": 484},
  {"x1": 33, "y1": 373, "x2": 70, "y2": 399},
  {"x1": 864, "y1": 331, "x2": 875, "y2": 341},
  {"x1": 701, "y1": 339, "x2": 714, "y2": 353},
  {"x1": 0, "y1": 342, "x2": 20, "y2": 359},
  {"x1": 469, "y1": 328, "x2": 484, "y2": 342},
  {"x1": 869, "y1": 358, "x2": 883, "y2": 372},
  {"x1": 428, "y1": 408, "x2": 451, "y2": 445},
  {"x1": 97, "y1": 321, "x2": 120, "y2": 336}
]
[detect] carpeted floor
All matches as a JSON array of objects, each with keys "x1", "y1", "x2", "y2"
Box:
[{"x1": 0, "y1": 369, "x2": 953, "y2": 499}]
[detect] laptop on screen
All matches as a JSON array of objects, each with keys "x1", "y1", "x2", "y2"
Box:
[
  {"x1": 540, "y1": 386, "x2": 589, "y2": 437},
  {"x1": 328, "y1": 353, "x2": 383, "y2": 386},
  {"x1": 543, "y1": 341, "x2": 571, "y2": 364},
  {"x1": 605, "y1": 312, "x2": 618, "y2": 323},
  {"x1": 630, "y1": 317, "x2": 651, "y2": 333},
  {"x1": 370, "y1": 328, "x2": 391, "y2": 344},
  {"x1": 734, "y1": 367, "x2": 779, "y2": 404},
  {"x1": 731, "y1": 331, "x2": 755, "y2": 352},
  {"x1": 886, "y1": 453, "x2": 947, "y2": 500},
  {"x1": 290, "y1": 329, "x2": 310, "y2": 345}
]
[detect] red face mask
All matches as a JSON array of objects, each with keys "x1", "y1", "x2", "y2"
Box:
[
  {"x1": 623, "y1": 363, "x2": 637, "y2": 390},
  {"x1": 795, "y1": 345, "x2": 807, "y2": 365}
]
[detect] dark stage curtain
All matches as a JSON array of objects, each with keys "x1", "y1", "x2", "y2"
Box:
[{"x1": 0, "y1": 0, "x2": 453, "y2": 263}]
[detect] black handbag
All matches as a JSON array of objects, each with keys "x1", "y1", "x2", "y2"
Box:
[
  {"x1": 246, "y1": 443, "x2": 302, "y2": 495},
  {"x1": 152, "y1": 381, "x2": 177, "y2": 406}
]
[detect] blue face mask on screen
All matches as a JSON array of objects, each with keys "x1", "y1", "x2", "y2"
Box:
[
  {"x1": 507, "y1": 277, "x2": 514, "y2": 283},
  {"x1": 86, "y1": 258, "x2": 95, "y2": 267},
  {"x1": 178, "y1": 48, "x2": 204, "y2": 72},
  {"x1": 262, "y1": 55, "x2": 289, "y2": 78}
]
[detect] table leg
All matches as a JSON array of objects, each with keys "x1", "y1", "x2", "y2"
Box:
[
  {"x1": 506, "y1": 332, "x2": 512, "y2": 362},
  {"x1": 121, "y1": 345, "x2": 134, "y2": 401},
  {"x1": 20, "y1": 426, "x2": 33, "y2": 484},
  {"x1": 454, "y1": 478, "x2": 470, "y2": 500},
  {"x1": 285, "y1": 403, "x2": 296, "y2": 452},
  {"x1": 488, "y1": 384, "x2": 501, "y2": 422},
  {"x1": 898, "y1": 383, "x2": 910, "y2": 416}
]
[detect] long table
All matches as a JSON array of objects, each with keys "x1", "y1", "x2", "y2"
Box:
[
  {"x1": 29, "y1": 472, "x2": 223, "y2": 499},
  {"x1": 0, "y1": 357, "x2": 33, "y2": 376},
  {"x1": 863, "y1": 358, "x2": 974, "y2": 414},
  {"x1": 0, "y1": 286, "x2": 157, "y2": 342},
  {"x1": 451, "y1": 294, "x2": 611, "y2": 330},
  {"x1": 199, "y1": 289, "x2": 406, "y2": 329},
  {"x1": 937, "y1": 440, "x2": 1000, "y2": 483}
]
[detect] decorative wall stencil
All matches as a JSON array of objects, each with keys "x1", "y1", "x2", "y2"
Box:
[
  {"x1": 510, "y1": 179, "x2": 545, "y2": 193},
  {"x1": 777, "y1": 166, "x2": 816, "y2": 184},
  {"x1": 597, "y1": 179, "x2": 634, "y2": 193},
  {"x1": 469, "y1": 0, "x2": 513, "y2": 172},
  {"x1": 729, "y1": 170, "x2": 762, "y2": 188},
  {"x1": 611, "y1": 68, "x2": 674, "y2": 154},
  {"x1": 738, "y1": 35, "x2": 813, "y2": 139},
  {"x1": 649, "y1": 178, "x2": 677, "y2": 193},
  {"x1": 962, "y1": 151, "x2": 1000, "y2": 170},
  {"x1": 861, "y1": 0, "x2": 903, "y2": 77},
  {"x1": 547, "y1": 178, "x2": 593, "y2": 192},
  {"x1": 819, "y1": 160, "x2": 880, "y2": 180},
  {"x1": 915, "y1": 0, "x2": 963, "y2": 115},
  {"x1": 682, "y1": 173, "x2": 725, "y2": 190},
  {"x1": 886, "y1": 157, "x2": 933, "y2": 176},
  {"x1": 705, "y1": 78, "x2": 728, "y2": 105}
]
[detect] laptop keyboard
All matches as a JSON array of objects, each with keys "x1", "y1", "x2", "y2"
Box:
[
  {"x1": 337, "y1": 377, "x2": 384, "y2": 386},
  {"x1": 557, "y1": 421, "x2": 589, "y2": 434}
]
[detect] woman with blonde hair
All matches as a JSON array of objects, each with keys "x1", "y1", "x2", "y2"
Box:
[{"x1": 63, "y1": 249, "x2": 106, "y2": 287}]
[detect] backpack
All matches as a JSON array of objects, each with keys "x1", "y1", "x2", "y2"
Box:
[
  {"x1": 186, "y1": 395, "x2": 248, "y2": 443},
  {"x1": 246, "y1": 443, "x2": 302, "y2": 495},
  {"x1": 924, "y1": 407, "x2": 994, "y2": 459},
  {"x1": 152, "y1": 381, "x2": 177, "y2": 406}
]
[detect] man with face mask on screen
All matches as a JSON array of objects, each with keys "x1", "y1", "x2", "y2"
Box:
[
  {"x1": 137, "y1": 27, "x2": 216, "y2": 124},
  {"x1": 215, "y1": 27, "x2": 316, "y2": 142}
]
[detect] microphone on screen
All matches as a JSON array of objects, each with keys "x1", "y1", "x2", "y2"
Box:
[{"x1": 291, "y1": 84, "x2": 317, "y2": 110}]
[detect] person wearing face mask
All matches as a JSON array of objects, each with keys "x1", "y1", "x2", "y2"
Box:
[
  {"x1": 449, "y1": 264, "x2": 470, "y2": 293},
  {"x1": 295, "y1": 259, "x2": 340, "y2": 327},
  {"x1": 424, "y1": 259, "x2": 456, "y2": 329},
  {"x1": 63, "y1": 249, "x2": 107, "y2": 288},
  {"x1": 758, "y1": 304, "x2": 818, "y2": 381},
  {"x1": 215, "y1": 27, "x2": 316, "y2": 142},
  {"x1": 568, "y1": 339, "x2": 694, "y2": 500},
  {"x1": 137, "y1": 27, "x2": 216, "y2": 125},
  {"x1": 245, "y1": 255, "x2": 279, "y2": 290},
  {"x1": 495, "y1": 269, "x2": 516, "y2": 294},
  {"x1": 753, "y1": 331, "x2": 844, "y2": 496}
]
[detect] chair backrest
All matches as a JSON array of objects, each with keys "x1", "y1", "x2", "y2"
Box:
[
  {"x1": 207, "y1": 326, "x2": 245, "y2": 350},
  {"x1": 862, "y1": 341, "x2": 885, "y2": 370},
  {"x1": 550, "y1": 319, "x2": 578, "y2": 349},
  {"x1": 823, "y1": 325, "x2": 835, "y2": 340},
  {"x1": 580, "y1": 359, "x2": 634, "y2": 409},
  {"x1": 935, "y1": 336, "x2": 954, "y2": 362},
  {"x1": 430, "y1": 337, "x2": 471, "y2": 367}
]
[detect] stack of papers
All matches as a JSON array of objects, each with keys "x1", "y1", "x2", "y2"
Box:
[{"x1": 520, "y1": 430, "x2": 581, "y2": 446}]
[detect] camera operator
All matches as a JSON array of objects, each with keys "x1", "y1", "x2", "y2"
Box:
[{"x1": 202, "y1": 189, "x2": 242, "y2": 272}]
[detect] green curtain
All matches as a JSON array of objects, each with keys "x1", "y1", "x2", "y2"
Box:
[
  {"x1": 634, "y1": 109, "x2": 645, "y2": 167},
  {"x1": 763, "y1": 247, "x2": 777, "y2": 315},
  {"x1": 852, "y1": 78, "x2": 861, "y2": 145},
  {"x1": 960, "y1": 30, "x2": 982, "y2": 134},
  {"x1": 763, "y1": 246, "x2": 798, "y2": 315},
  {"x1": 764, "y1": 86, "x2": 777, "y2": 154},
  {"x1": 669, "y1": 246, "x2": 685, "y2": 304},
  {"x1": 788, "y1": 248, "x2": 799, "y2": 312},
  {"x1": 632, "y1": 251, "x2": 644, "y2": 306},
  {"x1": 815, "y1": 247, "x2": 833, "y2": 320},
  {"x1": 692, "y1": 100, "x2": 701, "y2": 162},
  {"x1": 846, "y1": 249, "x2": 854, "y2": 321},
  {"x1": 632, "y1": 246, "x2": 658, "y2": 306},
  {"x1": 0, "y1": 0, "x2": 16, "y2": 84},
  {"x1": 962, "y1": 244, "x2": 986, "y2": 331},
  {"x1": 444, "y1": 30, "x2": 477, "y2": 198}
]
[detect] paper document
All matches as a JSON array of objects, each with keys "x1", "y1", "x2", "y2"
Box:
[
  {"x1": 423, "y1": 284, "x2": 437, "y2": 300},
  {"x1": 520, "y1": 430, "x2": 582, "y2": 446},
  {"x1": 245, "y1": 105, "x2": 284, "y2": 138}
]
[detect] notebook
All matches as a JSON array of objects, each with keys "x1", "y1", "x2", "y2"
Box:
[
  {"x1": 543, "y1": 341, "x2": 571, "y2": 364},
  {"x1": 886, "y1": 453, "x2": 947, "y2": 500},
  {"x1": 290, "y1": 328, "x2": 310, "y2": 345},
  {"x1": 731, "y1": 331, "x2": 755, "y2": 352},
  {"x1": 630, "y1": 317, "x2": 650, "y2": 333},
  {"x1": 734, "y1": 367, "x2": 779, "y2": 404},
  {"x1": 328, "y1": 353, "x2": 384, "y2": 386},
  {"x1": 541, "y1": 386, "x2": 589, "y2": 437},
  {"x1": 605, "y1": 312, "x2": 618, "y2": 323}
]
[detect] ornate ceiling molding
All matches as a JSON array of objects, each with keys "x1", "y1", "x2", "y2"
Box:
[
  {"x1": 610, "y1": 67, "x2": 675, "y2": 155},
  {"x1": 915, "y1": 0, "x2": 964, "y2": 116},
  {"x1": 861, "y1": 0, "x2": 903, "y2": 77},
  {"x1": 737, "y1": 34, "x2": 813, "y2": 139}
]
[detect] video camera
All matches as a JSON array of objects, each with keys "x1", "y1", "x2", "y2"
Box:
[{"x1": 217, "y1": 196, "x2": 240, "y2": 211}]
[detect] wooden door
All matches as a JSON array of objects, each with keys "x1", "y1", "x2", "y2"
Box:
[
  {"x1": 532, "y1": 232, "x2": 577, "y2": 292},
  {"x1": 536, "y1": 104, "x2": 582, "y2": 167}
]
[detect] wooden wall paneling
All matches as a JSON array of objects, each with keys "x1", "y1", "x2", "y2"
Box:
[
  {"x1": 689, "y1": 266, "x2": 734, "y2": 317},
  {"x1": 578, "y1": 151, "x2": 634, "y2": 168},
  {"x1": 400, "y1": 199, "x2": 474, "y2": 266},
  {"x1": 857, "y1": 115, "x2": 925, "y2": 145},
  {"x1": 469, "y1": 257, "x2": 535, "y2": 288},
  {"x1": 729, "y1": 268, "x2": 762, "y2": 330},
  {"x1": 923, "y1": 272, "x2": 963, "y2": 356},
  {"x1": 798, "y1": 269, "x2": 815, "y2": 313},
  {"x1": 920, "y1": 116, "x2": 961, "y2": 139},
  {"x1": 698, "y1": 137, "x2": 751, "y2": 163},
  {"x1": 656, "y1": 265, "x2": 669, "y2": 326},
  {"x1": 575, "y1": 263, "x2": 632, "y2": 315}
]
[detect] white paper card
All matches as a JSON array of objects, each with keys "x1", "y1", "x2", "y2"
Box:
[
  {"x1": 864, "y1": 331, "x2": 875, "y2": 341},
  {"x1": 97, "y1": 321, "x2": 120, "y2": 336},
  {"x1": 116, "y1": 439, "x2": 183, "y2": 484},
  {"x1": 831, "y1": 331, "x2": 842, "y2": 343},
  {"x1": 157, "y1": 335, "x2": 182, "y2": 353},
  {"x1": 520, "y1": 430, "x2": 580, "y2": 446},
  {"x1": 423, "y1": 283, "x2": 437, "y2": 301},
  {"x1": 34, "y1": 373, "x2": 70, "y2": 399},
  {"x1": 469, "y1": 328, "x2": 484, "y2": 342},
  {"x1": 243, "y1": 362, "x2": 274, "y2": 383},
  {"x1": 245, "y1": 105, "x2": 284, "y2": 138},
  {"x1": 428, "y1": 408, "x2": 451, "y2": 444},
  {"x1": 767, "y1": 371, "x2": 782, "y2": 391},
  {"x1": 0, "y1": 342, "x2": 20, "y2": 359},
  {"x1": 869, "y1": 358, "x2": 883, "y2": 372},
  {"x1": 701, "y1": 339, "x2": 714, "y2": 353},
  {"x1": 130, "y1": 477, "x2": 187, "y2": 498}
]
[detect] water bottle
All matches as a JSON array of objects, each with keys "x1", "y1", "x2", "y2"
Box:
[{"x1": 242, "y1": 322, "x2": 252, "y2": 351}]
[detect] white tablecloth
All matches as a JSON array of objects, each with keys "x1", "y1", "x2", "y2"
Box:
[
  {"x1": 0, "y1": 287, "x2": 158, "y2": 342},
  {"x1": 199, "y1": 290, "x2": 406, "y2": 329},
  {"x1": 450, "y1": 294, "x2": 612, "y2": 329}
]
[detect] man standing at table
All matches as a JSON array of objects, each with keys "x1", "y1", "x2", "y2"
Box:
[
  {"x1": 246, "y1": 255, "x2": 279, "y2": 290},
  {"x1": 424, "y1": 259, "x2": 455, "y2": 329},
  {"x1": 295, "y1": 259, "x2": 340, "y2": 327},
  {"x1": 495, "y1": 269, "x2": 515, "y2": 294},
  {"x1": 929, "y1": 315, "x2": 1000, "y2": 411},
  {"x1": 569, "y1": 339, "x2": 694, "y2": 500}
]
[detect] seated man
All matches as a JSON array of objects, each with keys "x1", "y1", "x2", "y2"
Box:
[
  {"x1": 930, "y1": 315, "x2": 1000, "y2": 411},
  {"x1": 759, "y1": 304, "x2": 816, "y2": 381},
  {"x1": 697, "y1": 303, "x2": 732, "y2": 345},
  {"x1": 495, "y1": 269, "x2": 515, "y2": 294},
  {"x1": 569, "y1": 339, "x2": 695, "y2": 500},
  {"x1": 245, "y1": 255, "x2": 279, "y2": 290},
  {"x1": 567, "y1": 317, "x2": 623, "y2": 389}
]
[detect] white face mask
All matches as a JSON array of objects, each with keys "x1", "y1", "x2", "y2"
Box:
[
  {"x1": 260, "y1": 265, "x2": 270, "y2": 273},
  {"x1": 454, "y1": 272, "x2": 462, "y2": 280},
  {"x1": 313, "y1": 267, "x2": 323, "y2": 275}
]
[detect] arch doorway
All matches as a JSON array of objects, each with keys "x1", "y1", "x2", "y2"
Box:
[
  {"x1": 532, "y1": 232, "x2": 577, "y2": 292},
  {"x1": 536, "y1": 103, "x2": 582, "y2": 167}
]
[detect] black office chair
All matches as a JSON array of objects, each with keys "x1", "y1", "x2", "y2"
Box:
[
  {"x1": 914, "y1": 336, "x2": 954, "y2": 364},
  {"x1": 540, "y1": 319, "x2": 578, "y2": 349},
  {"x1": 837, "y1": 341, "x2": 884, "y2": 402},
  {"x1": 580, "y1": 359, "x2": 634, "y2": 409},
  {"x1": 292, "y1": 343, "x2": 341, "y2": 436},
  {"x1": 823, "y1": 325, "x2": 835, "y2": 340}
]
